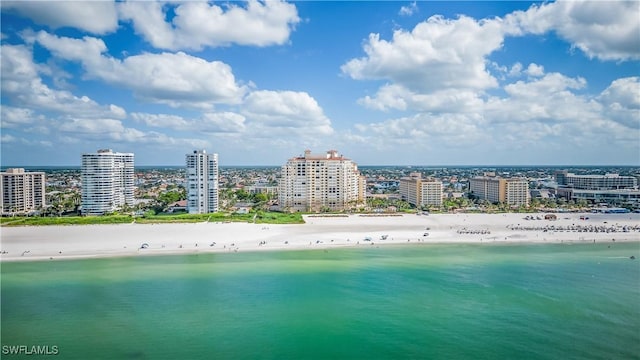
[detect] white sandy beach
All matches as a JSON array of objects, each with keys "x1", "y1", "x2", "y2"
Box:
[{"x1": 1, "y1": 213, "x2": 639, "y2": 261}]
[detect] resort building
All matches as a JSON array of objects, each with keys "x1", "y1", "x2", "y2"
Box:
[
  {"x1": 186, "y1": 150, "x2": 219, "y2": 214},
  {"x1": 0, "y1": 168, "x2": 46, "y2": 215},
  {"x1": 554, "y1": 171, "x2": 637, "y2": 190},
  {"x1": 399, "y1": 172, "x2": 443, "y2": 207},
  {"x1": 469, "y1": 176, "x2": 530, "y2": 206},
  {"x1": 278, "y1": 149, "x2": 366, "y2": 212},
  {"x1": 556, "y1": 187, "x2": 640, "y2": 207},
  {"x1": 81, "y1": 149, "x2": 134, "y2": 215},
  {"x1": 554, "y1": 170, "x2": 639, "y2": 207}
]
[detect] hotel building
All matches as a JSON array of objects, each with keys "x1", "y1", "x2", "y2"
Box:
[
  {"x1": 1, "y1": 168, "x2": 46, "y2": 215},
  {"x1": 399, "y1": 172, "x2": 443, "y2": 207},
  {"x1": 81, "y1": 149, "x2": 134, "y2": 215},
  {"x1": 279, "y1": 150, "x2": 366, "y2": 212},
  {"x1": 555, "y1": 171, "x2": 637, "y2": 190},
  {"x1": 469, "y1": 176, "x2": 530, "y2": 206},
  {"x1": 186, "y1": 150, "x2": 219, "y2": 214},
  {"x1": 554, "y1": 170, "x2": 639, "y2": 206}
]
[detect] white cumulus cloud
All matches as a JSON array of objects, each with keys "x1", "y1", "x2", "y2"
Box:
[
  {"x1": 118, "y1": 0, "x2": 300, "y2": 51},
  {"x1": 354, "y1": 112, "x2": 487, "y2": 150},
  {"x1": 342, "y1": 15, "x2": 504, "y2": 93},
  {"x1": 242, "y1": 90, "x2": 333, "y2": 135},
  {"x1": 511, "y1": 0, "x2": 640, "y2": 61},
  {"x1": 131, "y1": 112, "x2": 246, "y2": 133},
  {"x1": 359, "y1": 84, "x2": 484, "y2": 113},
  {"x1": 525, "y1": 63, "x2": 544, "y2": 77},
  {"x1": 202, "y1": 112, "x2": 247, "y2": 133},
  {"x1": 1, "y1": 1, "x2": 118, "y2": 34},
  {"x1": 352, "y1": 72, "x2": 638, "y2": 158},
  {"x1": 131, "y1": 113, "x2": 193, "y2": 130},
  {"x1": 399, "y1": 2, "x2": 418, "y2": 16},
  {"x1": 1, "y1": 44, "x2": 127, "y2": 119},
  {"x1": 59, "y1": 118, "x2": 124, "y2": 134},
  {"x1": 598, "y1": 77, "x2": 640, "y2": 129},
  {"x1": 31, "y1": 31, "x2": 248, "y2": 108},
  {"x1": 1, "y1": 106, "x2": 36, "y2": 129}
]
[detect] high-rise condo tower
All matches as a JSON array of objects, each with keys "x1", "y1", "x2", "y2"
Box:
[
  {"x1": 0, "y1": 168, "x2": 46, "y2": 215},
  {"x1": 279, "y1": 149, "x2": 366, "y2": 212},
  {"x1": 81, "y1": 149, "x2": 134, "y2": 215},
  {"x1": 186, "y1": 150, "x2": 219, "y2": 214}
]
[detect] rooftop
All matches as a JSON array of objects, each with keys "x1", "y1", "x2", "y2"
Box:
[{"x1": 290, "y1": 149, "x2": 351, "y2": 161}]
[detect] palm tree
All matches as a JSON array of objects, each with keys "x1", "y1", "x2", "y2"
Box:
[
  {"x1": 47, "y1": 192, "x2": 65, "y2": 216},
  {"x1": 70, "y1": 192, "x2": 81, "y2": 213},
  {"x1": 119, "y1": 202, "x2": 133, "y2": 215},
  {"x1": 394, "y1": 200, "x2": 411, "y2": 211}
]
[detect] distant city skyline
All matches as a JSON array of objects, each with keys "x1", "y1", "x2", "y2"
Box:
[{"x1": 1, "y1": 1, "x2": 639, "y2": 166}]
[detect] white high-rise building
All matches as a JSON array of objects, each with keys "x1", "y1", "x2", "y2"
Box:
[
  {"x1": 81, "y1": 149, "x2": 134, "y2": 215},
  {"x1": 279, "y1": 149, "x2": 366, "y2": 212},
  {"x1": 1, "y1": 168, "x2": 46, "y2": 215},
  {"x1": 186, "y1": 150, "x2": 219, "y2": 214}
]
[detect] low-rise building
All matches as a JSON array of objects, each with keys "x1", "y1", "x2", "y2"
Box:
[
  {"x1": 245, "y1": 185, "x2": 278, "y2": 195},
  {"x1": 530, "y1": 189, "x2": 555, "y2": 200},
  {"x1": 556, "y1": 187, "x2": 640, "y2": 207}
]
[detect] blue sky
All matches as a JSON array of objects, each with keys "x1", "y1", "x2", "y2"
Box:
[{"x1": 1, "y1": 1, "x2": 639, "y2": 166}]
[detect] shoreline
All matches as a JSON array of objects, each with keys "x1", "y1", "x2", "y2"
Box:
[{"x1": 1, "y1": 213, "x2": 638, "y2": 262}]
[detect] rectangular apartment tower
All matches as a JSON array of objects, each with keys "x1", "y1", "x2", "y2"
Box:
[
  {"x1": 0, "y1": 168, "x2": 46, "y2": 215},
  {"x1": 278, "y1": 149, "x2": 366, "y2": 212},
  {"x1": 81, "y1": 149, "x2": 134, "y2": 215},
  {"x1": 186, "y1": 150, "x2": 219, "y2": 214}
]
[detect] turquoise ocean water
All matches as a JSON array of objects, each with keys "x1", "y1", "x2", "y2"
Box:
[{"x1": 2, "y1": 242, "x2": 639, "y2": 359}]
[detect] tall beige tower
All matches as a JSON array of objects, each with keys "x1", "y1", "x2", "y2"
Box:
[
  {"x1": 279, "y1": 150, "x2": 366, "y2": 212},
  {"x1": 469, "y1": 176, "x2": 529, "y2": 206},
  {"x1": 399, "y1": 172, "x2": 443, "y2": 207},
  {"x1": 0, "y1": 168, "x2": 46, "y2": 214}
]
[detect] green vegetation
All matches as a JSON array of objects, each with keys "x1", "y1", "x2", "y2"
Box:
[
  {"x1": 253, "y1": 211, "x2": 305, "y2": 224},
  {"x1": 0, "y1": 215, "x2": 134, "y2": 226},
  {"x1": 219, "y1": 188, "x2": 275, "y2": 212},
  {"x1": 156, "y1": 189, "x2": 185, "y2": 206},
  {"x1": 137, "y1": 212, "x2": 252, "y2": 224},
  {"x1": 367, "y1": 198, "x2": 412, "y2": 212},
  {"x1": 133, "y1": 211, "x2": 303, "y2": 224},
  {"x1": 0, "y1": 211, "x2": 304, "y2": 226}
]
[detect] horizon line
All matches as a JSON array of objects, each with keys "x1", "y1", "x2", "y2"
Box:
[{"x1": 2, "y1": 164, "x2": 639, "y2": 168}]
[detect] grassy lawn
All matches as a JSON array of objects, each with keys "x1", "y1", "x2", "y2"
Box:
[
  {"x1": 254, "y1": 211, "x2": 305, "y2": 224},
  {"x1": 0, "y1": 215, "x2": 134, "y2": 226},
  {"x1": 136, "y1": 212, "x2": 252, "y2": 224},
  {"x1": 0, "y1": 211, "x2": 304, "y2": 226}
]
